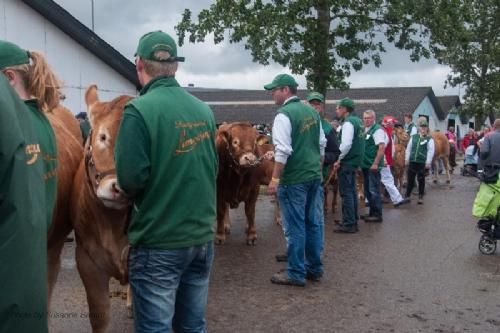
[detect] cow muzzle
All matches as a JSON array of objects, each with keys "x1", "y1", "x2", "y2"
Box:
[
  {"x1": 96, "y1": 176, "x2": 129, "y2": 209},
  {"x1": 238, "y1": 152, "x2": 258, "y2": 167}
]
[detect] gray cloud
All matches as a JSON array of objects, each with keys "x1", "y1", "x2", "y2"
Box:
[{"x1": 54, "y1": 0, "x2": 460, "y2": 96}]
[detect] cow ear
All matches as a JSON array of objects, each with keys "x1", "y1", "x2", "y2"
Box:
[
  {"x1": 85, "y1": 85, "x2": 100, "y2": 127},
  {"x1": 216, "y1": 123, "x2": 232, "y2": 146},
  {"x1": 256, "y1": 134, "x2": 270, "y2": 145}
]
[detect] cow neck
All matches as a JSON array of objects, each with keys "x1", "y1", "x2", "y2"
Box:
[
  {"x1": 139, "y1": 76, "x2": 180, "y2": 95},
  {"x1": 84, "y1": 129, "x2": 118, "y2": 197}
]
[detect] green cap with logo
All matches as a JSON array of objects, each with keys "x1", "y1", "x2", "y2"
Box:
[
  {"x1": 418, "y1": 118, "x2": 429, "y2": 127},
  {"x1": 264, "y1": 74, "x2": 298, "y2": 90},
  {"x1": 307, "y1": 91, "x2": 325, "y2": 103},
  {"x1": 0, "y1": 40, "x2": 29, "y2": 70},
  {"x1": 337, "y1": 97, "x2": 355, "y2": 109},
  {"x1": 135, "y1": 31, "x2": 185, "y2": 62}
]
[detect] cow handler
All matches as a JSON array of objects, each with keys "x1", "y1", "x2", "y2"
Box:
[
  {"x1": 0, "y1": 39, "x2": 61, "y2": 333},
  {"x1": 266, "y1": 74, "x2": 326, "y2": 287},
  {"x1": 115, "y1": 31, "x2": 217, "y2": 333},
  {"x1": 402, "y1": 118, "x2": 435, "y2": 205}
]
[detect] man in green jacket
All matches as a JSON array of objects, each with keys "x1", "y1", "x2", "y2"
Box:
[
  {"x1": 360, "y1": 110, "x2": 385, "y2": 222},
  {"x1": 114, "y1": 31, "x2": 217, "y2": 333},
  {"x1": 266, "y1": 74, "x2": 326, "y2": 287},
  {"x1": 0, "y1": 75, "x2": 49, "y2": 333},
  {"x1": 333, "y1": 98, "x2": 365, "y2": 233}
]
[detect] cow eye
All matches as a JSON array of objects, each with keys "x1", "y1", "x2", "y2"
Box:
[
  {"x1": 100, "y1": 134, "x2": 106, "y2": 141},
  {"x1": 232, "y1": 139, "x2": 239, "y2": 146}
]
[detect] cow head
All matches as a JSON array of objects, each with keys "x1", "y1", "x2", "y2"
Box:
[
  {"x1": 85, "y1": 85, "x2": 132, "y2": 209},
  {"x1": 393, "y1": 125, "x2": 410, "y2": 146},
  {"x1": 217, "y1": 122, "x2": 269, "y2": 168}
]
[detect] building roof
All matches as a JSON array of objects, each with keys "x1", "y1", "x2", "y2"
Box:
[
  {"x1": 188, "y1": 86, "x2": 445, "y2": 124},
  {"x1": 21, "y1": 0, "x2": 140, "y2": 89}
]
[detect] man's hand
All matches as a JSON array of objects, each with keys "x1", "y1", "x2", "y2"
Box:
[
  {"x1": 425, "y1": 163, "x2": 431, "y2": 169},
  {"x1": 370, "y1": 163, "x2": 378, "y2": 171},
  {"x1": 267, "y1": 178, "x2": 279, "y2": 195},
  {"x1": 405, "y1": 160, "x2": 409, "y2": 166}
]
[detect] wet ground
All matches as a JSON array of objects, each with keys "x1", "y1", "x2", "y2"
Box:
[{"x1": 50, "y1": 173, "x2": 500, "y2": 333}]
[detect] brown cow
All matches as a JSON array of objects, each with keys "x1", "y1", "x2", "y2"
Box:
[
  {"x1": 431, "y1": 131, "x2": 451, "y2": 184},
  {"x1": 216, "y1": 122, "x2": 272, "y2": 245},
  {"x1": 70, "y1": 85, "x2": 131, "y2": 332},
  {"x1": 46, "y1": 105, "x2": 84, "y2": 306},
  {"x1": 392, "y1": 125, "x2": 410, "y2": 190}
]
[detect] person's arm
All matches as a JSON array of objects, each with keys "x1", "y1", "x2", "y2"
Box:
[
  {"x1": 114, "y1": 105, "x2": 151, "y2": 198},
  {"x1": 411, "y1": 126, "x2": 418, "y2": 136},
  {"x1": 480, "y1": 137, "x2": 491, "y2": 160},
  {"x1": 324, "y1": 130, "x2": 341, "y2": 165},
  {"x1": 271, "y1": 113, "x2": 292, "y2": 164},
  {"x1": 405, "y1": 137, "x2": 413, "y2": 164},
  {"x1": 371, "y1": 128, "x2": 386, "y2": 170},
  {"x1": 426, "y1": 138, "x2": 435, "y2": 167},
  {"x1": 338, "y1": 122, "x2": 354, "y2": 160},
  {"x1": 319, "y1": 123, "x2": 326, "y2": 163}
]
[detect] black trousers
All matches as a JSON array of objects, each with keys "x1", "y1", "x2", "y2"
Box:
[
  {"x1": 405, "y1": 162, "x2": 426, "y2": 198},
  {"x1": 449, "y1": 144, "x2": 456, "y2": 168}
]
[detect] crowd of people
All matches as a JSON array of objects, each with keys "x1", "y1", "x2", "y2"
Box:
[{"x1": 1, "y1": 30, "x2": 499, "y2": 333}]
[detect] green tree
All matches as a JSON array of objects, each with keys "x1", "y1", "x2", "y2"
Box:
[
  {"x1": 175, "y1": 0, "x2": 430, "y2": 96},
  {"x1": 420, "y1": 0, "x2": 499, "y2": 124}
]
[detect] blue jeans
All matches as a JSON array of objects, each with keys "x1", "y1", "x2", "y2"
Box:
[
  {"x1": 129, "y1": 241, "x2": 214, "y2": 333},
  {"x1": 362, "y1": 168, "x2": 383, "y2": 217},
  {"x1": 338, "y1": 164, "x2": 359, "y2": 226},
  {"x1": 277, "y1": 179, "x2": 324, "y2": 282}
]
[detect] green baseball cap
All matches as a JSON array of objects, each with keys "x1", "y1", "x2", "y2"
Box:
[
  {"x1": 418, "y1": 119, "x2": 429, "y2": 127},
  {"x1": 337, "y1": 97, "x2": 355, "y2": 109},
  {"x1": 307, "y1": 92, "x2": 325, "y2": 103},
  {"x1": 264, "y1": 74, "x2": 298, "y2": 90},
  {"x1": 135, "y1": 31, "x2": 185, "y2": 62},
  {"x1": 0, "y1": 40, "x2": 29, "y2": 69}
]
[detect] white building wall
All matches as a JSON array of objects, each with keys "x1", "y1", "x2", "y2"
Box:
[
  {"x1": 0, "y1": 0, "x2": 137, "y2": 114},
  {"x1": 413, "y1": 96, "x2": 446, "y2": 132}
]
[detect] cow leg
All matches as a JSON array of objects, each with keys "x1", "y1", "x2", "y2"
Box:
[
  {"x1": 331, "y1": 179, "x2": 338, "y2": 214},
  {"x1": 274, "y1": 195, "x2": 282, "y2": 226},
  {"x1": 443, "y1": 156, "x2": 451, "y2": 184},
  {"x1": 216, "y1": 201, "x2": 228, "y2": 245},
  {"x1": 223, "y1": 204, "x2": 231, "y2": 235},
  {"x1": 244, "y1": 190, "x2": 258, "y2": 246},
  {"x1": 76, "y1": 245, "x2": 111, "y2": 333},
  {"x1": 126, "y1": 284, "x2": 133, "y2": 319},
  {"x1": 323, "y1": 185, "x2": 329, "y2": 213},
  {"x1": 432, "y1": 158, "x2": 439, "y2": 184}
]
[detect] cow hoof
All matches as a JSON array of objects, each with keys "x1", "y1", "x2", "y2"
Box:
[
  {"x1": 246, "y1": 239, "x2": 257, "y2": 246},
  {"x1": 446, "y1": 180, "x2": 450, "y2": 184},
  {"x1": 215, "y1": 237, "x2": 226, "y2": 245},
  {"x1": 433, "y1": 180, "x2": 438, "y2": 184}
]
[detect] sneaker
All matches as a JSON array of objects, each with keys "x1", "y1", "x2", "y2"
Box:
[
  {"x1": 417, "y1": 197, "x2": 423, "y2": 205},
  {"x1": 333, "y1": 225, "x2": 359, "y2": 233},
  {"x1": 364, "y1": 216, "x2": 383, "y2": 223},
  {"x1": 275, "y1": 254, "x2": 288, "y2": 262},
  {"x1": 270, "y1": 272, "x2": 305, "y2": 287},
  {"x1": 306, "y1": 271, "x2": 323, "y2": 282}
]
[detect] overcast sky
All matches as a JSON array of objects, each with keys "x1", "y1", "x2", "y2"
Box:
[{"x1": 54, "y1": 0, "x2": 461, "y2": 97}]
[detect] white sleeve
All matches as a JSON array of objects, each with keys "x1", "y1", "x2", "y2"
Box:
[
  {"x1": 426, "y1": 138, "x2": 435, "y2": 165},
  {"x1": 319, "y1": 123, "x2": 326, "y2": 156},
  {"x1": 373, "y1": 128, "x2": 386, "y2": 145},
  {"x1": 339, "y1": 122, "x2": 354, "y2": 160},
  {"x1": 272, "y1": 113, "x2": 293, "y2": 164},
  {"x1": 405, "y1": 137, "x2": 413, "y2": 162},
  {"x1": 411, "y1": 126, "x2": 418, "y2": 136}
]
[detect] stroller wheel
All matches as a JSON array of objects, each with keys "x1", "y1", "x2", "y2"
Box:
[{"x1": 479, "y1": 235, "x2": 497, "y2": 255}]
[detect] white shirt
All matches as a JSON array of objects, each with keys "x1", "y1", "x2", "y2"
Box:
[
  {"x1": 405, "y1": 123, "x2": 418, "y2": 136},
  {"x1": 272, "y1": 96, "x2": 327, "y2": 164},
  {"x1": 365, "y1": 125, "x2": 385, "y2": 145},
  {"x1": 338, "y1": 122, "x2": 354, "y2": 160},
  {"x1": 405, "y1": 135, "x2": 435, "y2": 165}
]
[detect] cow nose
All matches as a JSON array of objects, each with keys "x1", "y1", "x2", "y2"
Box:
[{"x1": 111, "y1": 181, "x2": 122, "y2": 194}]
